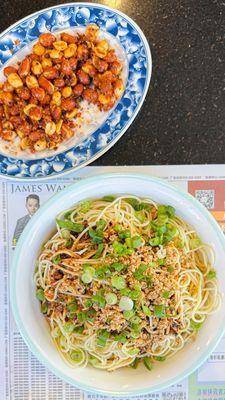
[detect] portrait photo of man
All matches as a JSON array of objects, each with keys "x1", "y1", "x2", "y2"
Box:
[{"x1": 12, "y1": 194, "x2": 40, "y2": 246}]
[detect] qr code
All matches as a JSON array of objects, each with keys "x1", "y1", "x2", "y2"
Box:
[{"x1": 195, "y1": 189, "x2": 215, "y2": 209}]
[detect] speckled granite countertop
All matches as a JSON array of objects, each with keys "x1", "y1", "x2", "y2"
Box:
[{"x1": 0, "y1": 0, "x2": 224, "y2": 165}]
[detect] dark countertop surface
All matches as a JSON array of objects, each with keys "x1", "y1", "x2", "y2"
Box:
[{"x1": 0, "y1": 0, "x2": 224, "y2": 165}]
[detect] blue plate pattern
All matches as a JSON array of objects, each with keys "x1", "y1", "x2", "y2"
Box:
[{"x1": 0, "y1": 3, "x2": 151, "y2": 179}]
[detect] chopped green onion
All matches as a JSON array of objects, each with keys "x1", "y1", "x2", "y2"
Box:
[
  {"x1": 127, "y1": 348, "x2": 139, "y2": 356},
  {"x1": 189, "y1": 238, "x2": 201, "y2": 249},
  {"x1": 83, "y1": 266, "x2": 95, "y2": 276},
  {"x1": 131, "y1": 236, "x2": 142, "y2": 248},
  {"x1": 123, "y1": 310, "x2": 135, "y2": 320},
  {"x1": 77, "y1": 311, "x2": 88, "y2": 322},
  {"x1": 74, "y1": 326, "x2": 85, "y2": 334},
  {"x1": 154, "y1": 304, "x2": 166, "y2": 318},
  {"x1": 56, "y1": 219, "x2": 84, "y2": 233},
  {"x1": 157, "y1": 214, "x2": 169, "y2": 225},
  {"x1": 131, "y1": 315, "x2": 141, "y2": 324},
  {"x1": 65, "y1": 238, "x2": 73, "y2": 248},
  {"x1": 154, "y1": 356, "x2": 166, "y2": 361},
  {"x1": 142, "y1": 304, "x2": 152, "y2": 316},
  {"x1": 70, "y1": 349, "x2": 83, "y2": 362},
  {"x1": 143, "y1": 357, "x2": 153, "y2": 371},
  {"x1": 93, "y1": 243, "x2": 104, "y2": 259},
  {"x1": 92, "y1": 291, "x2": 106, "y2": 308},
  {"x1": 41, "y1": 302, "x2": 48, "y2": 314},
  {"x1": 81, "y1": 272, "x2": 93, "y2": 284},
  {"x1": 119, "y1": 229, "x2": 131, "y2": 239},
  {"x1": 130, "y1": 323, "x2": 141, "y2": 335},
  {"x1": 114, "y1": 224, "x2": 123, "y2": 232},
  {"x1": 102, "y1": 195, "x2": 115, "y2": 202},
  {"x1": 133, "y1": 264, "x2": 148, "y2": 280},
  {"x1": 190, "y1": 320, "x2": 203, "y2": 330},
  {"x1": 36, "y1": 288, "x2": 45, "y2": 301},
  {"x1": 88, "y1": 228, "x2": 103, "y2": 244},
  {"x1": 97, "y1": 329, "x2": 110, "y2": 347},
  {"x1": 79, "y1": 200, "x2": 91, "y2": 213},
  {"x1": 207, "y1": 270, "x2": 217, "y2": 279},
  {"x1": 111, "y1": 276, "x2": 126, "y2": 290},
  {"x1": 148, "y1": 261, "x2": 156, "y2": 268},
  {"x1": 61, "y1": 229, "x2": 71, "y2": 239},
  {"x1": 149, "y1": 237, "x2": 161, "y2": 246},
  {"x1": 158, "y1": 259, "x2": 165, "y2": 266},
  {"x1": 167, "y1": 266, "x2": 174, "y2": 273},
  {"x1": 67, "y1": 301, "x2": 78, "y2": 313},
  {"x1": 63, "y1": 321, "x2": 75, "y2": 333},
  {"x1": 105, "y1": 292, "x2": 118, "y2": 305},
  {"x1": 119, "y1": 296, "x2": 134, "y2": 311},
  {"x1": 96, "y1": 219, "x2": 107, "y2": 230},
  {"x1": 125, "y1": 198, "x2": 150, "y2": 211},
  {"x1": 52, "y1": 254, "x2": 61, "y2": 265},
  {"x1": 111, "y1": 262, "x2": 127, "y2": 272},
  {"x1": 129, "y1": 290, "x2": 140, "y2": 300},
  {"x1": 131, "y1": 358, "x2": 140, "y2": 369},
  {"x1": 162, "y1": 290, "x2": 171, "y2": 299},
  {"x1": 120, "y1": 288, "x2": 131, "y2": 296},
  {"x1": 84, "y1": 299, "x2": 93, "y2": 308},
  {"x1": 114, "y1": 332, "x2": 127, "y2": 343}
]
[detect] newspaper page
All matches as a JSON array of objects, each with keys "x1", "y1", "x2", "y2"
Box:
[{"x1": 1, "y1": 164, "x2": 225, "y2": 400}]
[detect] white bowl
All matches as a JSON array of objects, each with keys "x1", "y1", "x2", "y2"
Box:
[{"x1": 10, "y1": 173, "x2": 225, "y2": 396}]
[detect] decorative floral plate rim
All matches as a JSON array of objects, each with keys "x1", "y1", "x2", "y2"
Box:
[{"x1": 0, "y1": 2, "x2": 152, "y2": 180}]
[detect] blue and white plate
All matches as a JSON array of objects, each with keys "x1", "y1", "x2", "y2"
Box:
[{"x1": 0, "y1": 3, "x2": 151, "y2": 179}]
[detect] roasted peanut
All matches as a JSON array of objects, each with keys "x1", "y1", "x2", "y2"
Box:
[
  {"x1": 24, "y1": 104, "x2": 37, "y2": 116},
  {"x1": 92, "y1": 56, "x2": 108, "y2": 72},
  {"x1": 18, "y1": 58, "x2": 31, "y2": 77},
  {"x1": 85, "y1": 24, "x2": 99, "y2": 41},
  {"x1": 69, "y1": 73, "x2": 77, "y2": 87},
  {"x1": 0, "y1": 105, "x2": 4, "y2": 118},
  {"x1": 61, "y1": 60, "x2": 73, "y2": 76},
  {"x1": 55, "y1": 119, "x2": 63, "y2": 133},
  {"x1": 10, "y1": 116, "x2": 22, "y2": 126},
  {"x1": 17, "y1": 87, "x2": 31, "y2": 100},
  {"x1": 3, "y1": 82, "x2": 14, "y2": 92},
  {"x1": 54, "y1": 78, "x2": 65, "y2": 88},
  {"x1": 82, "y1": 62, "x2": 96, "y2": 77},
  {"x1": 1, "y1": 91, "x2": 14, "y2": 106},
  {"x1": 98, "y1": 93, "x2": 111, "y2": 105},
  {"x1": 33, "y1": 42, "x2": 45, "y2": 56},
  {"x1": 103, "y1": 49, "x2": 117, "y2": 63},
  {"x1": 65, "y1": 109, "x2": 78, "y2": 119},
  {"x1": 50, "y1": 105, "x2": 61, "y2": 121},
  {"x1": 20, "y1": 137, "x2": 29, "y2": 150},
  {"x1": 94, "y1": 40, "x2": 108, "y2": 58},
  {"x1": 34, "y1": 139, "x2": 47, "y2": 151},
  {"x1": 39, "y1": 33, "x2": 55, "y2": 47},
  {"x1": 49, "y1": 49, "x2": 63, "y2": 59},
  {"x1": 29, "y1": 106, "x2": 42, "y2": 121},
  {"x1": 68, "y1": 57, "x2": 77, "y2": 70},
  {"x1": 43, "y1": 66, "x2": 59, "y2": 80},
  {"x1": 77, "y1": 70, "x2": 90, "y2": 85},
  {"x1": 83, "y1": 88, "x2": 98, "y2": 103},
  {"x1": 40, "y1": 93, "x2": 51, "y2": 105},
  {"x1": 114, "y1": 79, "x2": 124, "y2": 98},
  {"x1": 38, "y1": 76, "x2": 54, "y2": 95},
  {"x1": 77, "y1": 44, "x2": 89, "y2": 61},
  {"x1": 110, "y1": 61, "x2": 122, "y2": 76},
  {"x1": 51, "y1": 91, "x2": 61, "y2": 106},
  {"x1": 29, "y1": 130, "x2": 42, "y2": 142},
  {"x1": 31, "y1": 87, "x2": 46, "y2": 102},
  {"x1": 31, "y1": 60, "x2": 43, "y2": 76},
  {"x1": 3, "y1": 121, "x2": 14, "y2": 130},
  {"x1": 61, "y1": 123, "x2": 74, "y2": 138},
  {"x1": 53, "y1": 40, "x2": 67, "y2": 51},
  {"x1": 64, "y1": 43, "x2": 77, "y2": 58},
  {"x1": 26, "y1": 75, "x2": 39, "y2": 89},
  {"x1": 41, "y1": 57, "x2": 53, "y2": 69},
  {"x1": 45, "y1": 121, "x2": 56, "y2": 136},
  {"x1": 73, "y1": 83, "x2": 84, "y2": 98},
  {"x1": 19, "y1": 121, "x2": 31, "y2": 135},
  {"x1": 61, "y1": 32, "x2": 77, "y2": 44},
  {"x1": 2, "y1": 130, "x2": 16, "y2": 141},
  {"x1": 62, "y1": 86, "x2": 72, "y2": 98},
  {"x1": 10, "y1": 105, "x2": 20, "y2": 115},
  {"x1": 3, "y1": 66, "x2": 17, "y2": 77},
  {"x1": 7, "y1": 73, "x2": 23, "y2": 88},
  {"x1": 61, "y1": 97, "x2": 76, "y2": 111}
]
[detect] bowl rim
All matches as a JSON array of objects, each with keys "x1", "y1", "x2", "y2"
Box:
[
  {"x1": 10, "y1": 173, "x2": 225, "y2": 396},
  {"x1": 0, "y1": 2, "x2": 152, "y2": 181}
]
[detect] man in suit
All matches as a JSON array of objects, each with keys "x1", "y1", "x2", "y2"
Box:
[{"x1": 12, "y1": 194, "x2": 40, "y2": 246}]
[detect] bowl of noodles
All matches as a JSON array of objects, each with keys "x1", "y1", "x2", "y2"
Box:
[{"x1": 10, "y1": 173, "x2": 225, "y2": 396}]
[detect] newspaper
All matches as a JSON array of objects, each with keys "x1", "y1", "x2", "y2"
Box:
[{"x1": 1, "y1": 164, "x2": 225, "y2": 400}]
